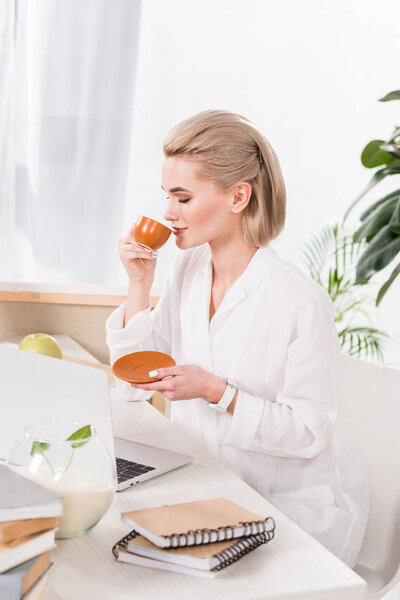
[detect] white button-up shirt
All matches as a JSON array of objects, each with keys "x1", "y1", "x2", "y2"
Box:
[{"x1": 106, "y1": 244, "x2": 369, "y2": 567}]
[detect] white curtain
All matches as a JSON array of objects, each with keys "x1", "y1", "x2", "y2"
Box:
[
  {"x1": 0, "y1": 1, "x2": 26, "y2": 280},
  {"x1": 0, "y1": 0, "x2": 141, "y2": 284}
]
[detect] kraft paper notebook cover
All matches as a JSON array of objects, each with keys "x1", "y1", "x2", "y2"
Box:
[
  {"x1": 0, "y1": 552, "x2": 51, "y2": 600},
  {"x1": 0, "y1": 518, "x2": 57, "y2": 544},
  {"x1": 0, "y1": 466, "x2": 62, "y2": 522},
  {"x1": 112, "y1": 528, "x2": 275, "y2": 576},
  {"x1": 121, "y1": 497, "x2": 274, "y2": 548},
  {"x1": 0, "y1": 530, "x2": 56, "y2": 574}
]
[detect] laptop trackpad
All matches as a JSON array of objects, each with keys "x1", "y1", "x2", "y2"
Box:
[{"x1": 113, "y1": 437, "x2": 192, "y2": 474}]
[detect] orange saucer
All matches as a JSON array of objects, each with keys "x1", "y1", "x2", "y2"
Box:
[{"x1": 111, "y1": 351, "x2": 176, "y2": 384}]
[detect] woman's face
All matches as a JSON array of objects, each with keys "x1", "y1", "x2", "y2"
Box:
[{"x1": 162, "y1": 155, "x2": 237, "y2": 250}]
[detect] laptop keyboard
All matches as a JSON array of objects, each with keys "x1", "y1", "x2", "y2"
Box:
[{"x1": 116, "y1": 457, "x2": 156, "y2": 483}]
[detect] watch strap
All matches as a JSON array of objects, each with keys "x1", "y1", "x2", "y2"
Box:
[{"x1": 208, "y1": 380, "x2": 237, "y2": 413}]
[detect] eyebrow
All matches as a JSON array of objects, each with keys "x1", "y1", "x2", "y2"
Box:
[{"x1": 161, "y1": 185, "x2": 192, "y2": 194}]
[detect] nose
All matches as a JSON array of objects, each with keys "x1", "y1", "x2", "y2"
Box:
[{"x1": 163, "y1": 197, "x2": 179, "y2": 223}]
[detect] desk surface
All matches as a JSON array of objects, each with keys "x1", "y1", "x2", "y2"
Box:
[
  {"x1": 3, "y1": 336, "x2": 367, "y2": 599},
  {"x1": 47, "y1": 390, "x2": 366, "y2": 600}
]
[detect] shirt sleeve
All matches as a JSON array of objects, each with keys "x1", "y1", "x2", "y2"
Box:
[
  {"x1": 105, "y1": 267, "x2": 175, "y2": 402},
  {"x1": 223, "y1": 288, "x2": 340, "y2": 459}
]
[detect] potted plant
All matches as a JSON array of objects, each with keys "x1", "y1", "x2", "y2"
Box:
[{"x1": 344, "y1": 89, "x2": 400, "y2": 306}]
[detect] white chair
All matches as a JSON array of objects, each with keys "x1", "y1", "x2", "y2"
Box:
[{"x1": 336, "y1": 354, "x2": 400, "y2": 599}]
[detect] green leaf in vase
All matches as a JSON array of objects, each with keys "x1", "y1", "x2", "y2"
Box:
[
  {"x1": 30, "y1": 441, "x2": 50, "y2": 456},
  {"x1": 66, "y1": 425, "x2": 92, "y2": 449}
]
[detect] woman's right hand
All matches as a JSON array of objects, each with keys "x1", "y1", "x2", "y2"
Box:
[{"x1": 118, "y1": 224, "x2": 157, "y2": 288}]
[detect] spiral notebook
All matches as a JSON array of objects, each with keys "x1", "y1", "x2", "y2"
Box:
[
  {"x1": 121, "y1": 497, "x2": 275, "y2": 548},
  {"x1": 112, "y1": 529, "x2": 275, "y2": 577}
]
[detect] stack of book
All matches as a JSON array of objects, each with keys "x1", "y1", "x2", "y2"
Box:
[
  {"x1": 112, "y1": 497, "x2": 276, "y2": 578},
  {"x1": 0, "y1": 465, "x2": 62, "y2": 599}
]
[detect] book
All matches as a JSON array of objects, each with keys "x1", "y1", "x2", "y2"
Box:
[
  {"x1": 0, "y1": 466, "x2": 62, "y2": 522},
  {"x1": 114, "y1": 550, "x2": 217, "y2": 578},
  {"x1": 0, "y1": 530, "x2": 56, "y2": 574},
  {"x1": 23, "y1": 571, "x2": 49, "y2": 600},
  {"x1": 112, "y1": 528, "x2": 275, "y2": 577},
  {"x1": 0, "y1": 552, "x2": 51, "y2": 599},
  {"x1": 0, "y1": 519, "x2": 57, "y2": 544},
  {"x1": 121, "y1": 497, "x2": 274, "y2": 548}
]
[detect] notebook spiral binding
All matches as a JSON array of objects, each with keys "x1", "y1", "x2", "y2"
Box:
[
  {"x1": 163, "y1": 516, "x2": 275, "y2": 548},
  {"x1": 112, "y1": 529, "x2": 140, "y2": 558},
  {"x1": 212, "y1": 524, "x2": 276, "y2": 572}
]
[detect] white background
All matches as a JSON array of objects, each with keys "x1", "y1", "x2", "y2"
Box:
[
  {"x1": 123, "y1": 0, "x2": 400, "y2": 345},
  {"x1": 1, "y1": 0, "x2": 399, "y2": 353}
]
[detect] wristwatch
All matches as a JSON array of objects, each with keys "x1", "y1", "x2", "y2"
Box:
[{"x1": 207, "y1": 379, "x2": 238, "y2": 413}]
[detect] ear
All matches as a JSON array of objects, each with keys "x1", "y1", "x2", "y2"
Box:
[{"x1": 231, "y1": 182, "x2": 252, "y2": 215}]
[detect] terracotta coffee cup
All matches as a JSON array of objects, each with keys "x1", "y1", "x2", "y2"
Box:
[{"x1": 134, "y1": 215, "x2": 172, "y2": 251}]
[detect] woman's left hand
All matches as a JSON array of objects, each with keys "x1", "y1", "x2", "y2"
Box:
[{"x1": 130, "y1": 364, "x2": 226, "y2": 403}]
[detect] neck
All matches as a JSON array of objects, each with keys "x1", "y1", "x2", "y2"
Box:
[{"x1": 209, "y1": 235, "x2": 258, "y2": 289}]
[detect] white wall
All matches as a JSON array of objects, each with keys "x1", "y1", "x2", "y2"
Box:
[{"x1": 120, "y1": 0, "x2": 400, "y2": 353}]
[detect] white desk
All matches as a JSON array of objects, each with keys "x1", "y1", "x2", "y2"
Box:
[
  {"x1": 2, "y1": 336, "x2": 367, "y2": 599},
  {"x1": 46, "y1": 388, "x2": 366, "y2": 600}
]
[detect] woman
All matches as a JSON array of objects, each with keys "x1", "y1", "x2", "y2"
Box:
[{"x1": 106, "y1": 110, "x2": 369, "y2": 567}]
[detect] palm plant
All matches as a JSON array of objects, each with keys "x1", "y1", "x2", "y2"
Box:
[
  {"x1": 303, "y1": 223, "x2": 390, "y2": 362},
  {"x1": 344, "y1": 89, "x2": 400, "y2": 305}
]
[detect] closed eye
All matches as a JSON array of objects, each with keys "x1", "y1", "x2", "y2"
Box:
[{"x1": 165, "y1": 195, "x2": 191, "y2": 203}]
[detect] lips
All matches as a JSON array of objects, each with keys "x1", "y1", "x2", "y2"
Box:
[{"x1": 172, "y1": 227, "x2": 187, "y2": 235}]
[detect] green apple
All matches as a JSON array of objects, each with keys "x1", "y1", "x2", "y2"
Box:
[{"x1": 19, "y1": 333, "x2": 63, "y2": 359}]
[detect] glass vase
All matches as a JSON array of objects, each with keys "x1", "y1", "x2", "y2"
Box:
[{"x1": 8, "y1": 420, "x2": 116, "y2": 539}]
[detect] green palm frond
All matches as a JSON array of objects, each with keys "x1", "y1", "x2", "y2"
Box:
[
  {"x1": 303, "y1": 224, "x2": 336, "y2": 285},
  {"x1": 303, "y1": 223, "x2": 365, "y2": 296},
  {"x1": 302, "y1": 222, "x2": 391, "y2": 363},
  {"x1": 338, "y1": 326, "x2": 389, "y2": 363}
]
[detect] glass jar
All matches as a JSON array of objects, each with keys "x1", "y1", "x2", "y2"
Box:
[{"x1": 8, "y1": 420, "x2": 116, "y2": 539}]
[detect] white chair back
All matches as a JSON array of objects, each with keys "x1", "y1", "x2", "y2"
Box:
[{"x1": 336, "y1": 354, "x2": 400, "y2": 588}]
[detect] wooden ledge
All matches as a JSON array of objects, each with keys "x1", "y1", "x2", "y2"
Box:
[{"x1": 0, "y1": 290, "x2": 159, "y2": 308}]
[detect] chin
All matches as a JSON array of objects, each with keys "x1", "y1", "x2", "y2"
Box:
[{"x1": 175, "y1": 237, "x2": 206, "y2": 250}]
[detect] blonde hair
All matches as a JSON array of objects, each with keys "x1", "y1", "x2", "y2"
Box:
[{"x1": 163, "y1": 110, "x2": 286, "y2": 246}]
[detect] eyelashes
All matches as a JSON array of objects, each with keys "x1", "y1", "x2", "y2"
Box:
[{"x1": 165, "y1": 196, "x2": 190, "y2": 203}]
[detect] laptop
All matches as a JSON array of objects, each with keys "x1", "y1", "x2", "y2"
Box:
[{"x1": 0, "y1": 346, "x2": 192, "y2": 491}]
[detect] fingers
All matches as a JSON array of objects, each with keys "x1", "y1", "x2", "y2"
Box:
[
  {"x1": 118, "y1": 242, "x2": 157, "y2": 260},
  {"x1": 119, "y1": 225, "x2": 158, "y2": 257},
  {"x1": 118, "y1": 239, "x2": 144, "y2": 251},
  {"x1": 131, "y1": 380, "x2": 175, "y2": 392},
  {"x1": 118, "y1": 242, "x2": 158, "y2": 258},
  {"x1": 147, "y1": 366, "x2": 185, "y2": 378}
]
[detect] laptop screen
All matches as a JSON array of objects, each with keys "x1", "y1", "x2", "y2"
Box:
[{"x1": 0, "y1": 346, "x2": 115, "y2": 462}]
